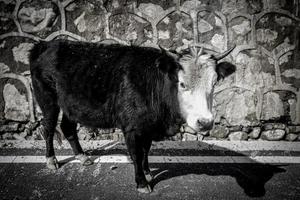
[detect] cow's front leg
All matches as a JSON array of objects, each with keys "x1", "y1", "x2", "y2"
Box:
[
  {"x1": 60, "y1": 114, "x2": 93, "y2": 166},
  {"x1": 124, "y1": 131, "x2": 152, "y2": 193}
]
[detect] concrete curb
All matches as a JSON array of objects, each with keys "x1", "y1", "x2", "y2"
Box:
[
  {"x1": 1, "y1": 140, "x2": 300, "y2": 151},
  {"x1": 1, "y1": 155, "x2": 300, "y2": 164}
]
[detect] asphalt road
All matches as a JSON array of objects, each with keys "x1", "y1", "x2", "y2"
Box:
[{"x1": 1, "y1": 141, "x2": 300, "y2": 200}]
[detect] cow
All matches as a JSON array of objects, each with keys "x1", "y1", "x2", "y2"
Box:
[{"x1": 29, "y1": 40, "x2": 235, "y2": 193}]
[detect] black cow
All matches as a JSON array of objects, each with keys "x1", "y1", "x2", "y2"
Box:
[{"x1": 29, "y1": 40, "x2": 235, "y2": 193}]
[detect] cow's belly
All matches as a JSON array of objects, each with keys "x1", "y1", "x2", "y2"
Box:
[{"x1": 57, "y1": 93, "x2": 116, "y2": 128}]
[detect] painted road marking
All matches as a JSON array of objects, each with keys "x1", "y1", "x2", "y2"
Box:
[
  {"x1": 1, "y1": 155, "x2": 300, "y2": 164},
  {"x1": 1, "y1": 140, "x2": 300, "y2": 151}
]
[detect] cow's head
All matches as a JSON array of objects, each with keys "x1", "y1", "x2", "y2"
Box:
[{"x1": 176, "y1": 46, "x2": 236, "y2": 131}]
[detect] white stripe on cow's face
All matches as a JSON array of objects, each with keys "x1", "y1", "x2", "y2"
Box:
[{"x1": 178, "y1": 54, "x2": 217, "y2": 131}]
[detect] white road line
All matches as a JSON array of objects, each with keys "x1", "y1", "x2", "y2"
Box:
[
  {"x1": 0, "y1": 156, "x2": 17, "y2": 163},
  {"x1": 1, "y1": 140, "x2": 300, "y2": 151},
  {"x1": 1, "y1": 155, "x2": 300, "y2": 164}
]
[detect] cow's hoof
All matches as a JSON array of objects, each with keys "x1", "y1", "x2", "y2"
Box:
[
  {"x1": 46, "y1": 156, "x2": 59, "y2": 170},
  {"x1": 145, "y1": 173, "x2": 153, "y2": 182},
  {"x1": 75, "y1": 154, "x2": 93, "y2": 166},
  {"x1": 137, "y1": 185, "x2": 152, "y2": 193}
]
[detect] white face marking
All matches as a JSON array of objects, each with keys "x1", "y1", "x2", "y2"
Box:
[{"x1": 178, "y1": 54, "x2": 218, "y2": 131}]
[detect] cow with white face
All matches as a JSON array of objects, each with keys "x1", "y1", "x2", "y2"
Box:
[
  {"x1": 177, "y1": 46, "x2": 236, "y2": 132},
  {"x1": 30, "y1": 39, "x2": 236, "y2": 193}
]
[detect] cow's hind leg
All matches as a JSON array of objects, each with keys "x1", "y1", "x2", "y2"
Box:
[
  {"x1": 142, "y1": 139, "x2": 153, "y2": 182},
  {"x1": 31, "y1": 77, "x2": 60, "y2": 170},
  {"x1": 124, "y1": 131, "x2": 152, "y2": 193},
  {"x1": 43, "y1": 108, "x2": 60, "y2": 170},
  {"x1": 60, "y1": 114, "x2": 93, "y2": 166}
]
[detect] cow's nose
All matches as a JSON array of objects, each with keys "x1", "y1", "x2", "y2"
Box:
[{"x1": 197, "y1": 118, "x2": 214, "y2": 131}]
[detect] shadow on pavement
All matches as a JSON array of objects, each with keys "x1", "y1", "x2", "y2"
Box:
[
  {"x1": 147, "y1": 141, "x2": 286, "y2": 198},
  {"x1": 150, "y1": 162, "x2": 285, "y2": 197},
  {"x1": 77, "y1": 141, "x2": 286, "y2": 198}
]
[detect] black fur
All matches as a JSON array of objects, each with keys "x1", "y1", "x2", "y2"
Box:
[{"x1": 29, "y1": 39, "x2": 182, "y2": 189}]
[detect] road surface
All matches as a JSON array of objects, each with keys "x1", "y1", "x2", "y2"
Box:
[{"x1": 0, "y1": 140, "x2": 300, "y2": 200}]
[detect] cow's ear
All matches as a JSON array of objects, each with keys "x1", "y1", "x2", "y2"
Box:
[{"x1": 216, "y1": 62, "x2": 236, "y2": 81}]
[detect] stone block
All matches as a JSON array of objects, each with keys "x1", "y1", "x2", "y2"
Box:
[
  {"x1": 249, "y1": 127, "x2": 261, "y2": 139},
  {"x1": 228, "y1": 131, "x2": 248, "y2": 141},
  {"x1": 262, "y1": 93, "x2": 284, "y2": 121},
  {"x1": 17, "y1": 0, "x2": 60, "y2": 37},
  {"x1": 232, "y1": 20, "x2": 251, "y2": 36},
  {"x1": 215, "y1": 90, "x2": 257, "y2": 126},
  {"x1": 157, "y1": 11, "x2": 193, "y2": 49},
  {"x1": 171, "y1": 133, "x2": 182, "y2": 141},
  {"x1": 13, "y1": 133, "x2": 26, "y2": 140},
  {"x1": 257, "y1": 29, "x2": 278, "y2": 44},
  {"x1": 288, "y1": 126, "x2": 300, "y2": 133},
  {"x1": 197, "y1": 134, "x2": 204, "y2": 141},
  {"x1": 184, "y1": 125, "x2": 197, "y2": 135},
  {"x1": 261, "y1": 129, "x2": 285, "y2": 141},
  {"x1": 229, "y1": 126, "x2": 243, "y2": 132},
  {"x1": 198, "y1": 19, "x2": 213, "y2": 33},
  {"x1": 0, "y1": 1, "x2": 16, "y2": 35},
  {"x1": 198, "y1": 130, "x2": 209, "y2": 136},
  {"x1": 0, "y1": 122, "x2": 19, "y2": 132},
  {"x1": 109, "y1": 13, "x2": 152, "y2": 45},
  {"x1": 3, "y1": 83, "x2": 30, "y2": 122},
  {"x1": 285, "y1": 133, "x2": 298, "y2": 141},
  {"x1": 209, "y1": 126, "x2": 230, "y2": 139},
  {"x1": 182, "y1": 133, "x2": 197, "y2": 141},
  {"x1": 263, "y1": 123, "x2": 286, "y2": 130},
  {"x1": 1, "y1": 132, "x2": 13, "y2": 140}
]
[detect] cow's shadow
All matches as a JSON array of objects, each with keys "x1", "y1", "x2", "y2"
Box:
[
  {"x1": 144, "y1": 142, "x2": 286, "y2": 198},
  {"x1": 76, "y1": 141, "x2": 285, "y2": 198},
  {"x1": 149, "y1": 162, "x2": 284, "y2": 197}
]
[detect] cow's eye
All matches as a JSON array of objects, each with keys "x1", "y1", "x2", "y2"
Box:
[
  {"x1": 179, "y1": 82, "x2": 188, "y2": 90},
  {"x1": 180, "y1": 82, "x2": 185, "y2": 88}
]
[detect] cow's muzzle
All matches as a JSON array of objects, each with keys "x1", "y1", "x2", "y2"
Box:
[{"x1": 197, "y1": 118, "x2": 214, "y2": 131}]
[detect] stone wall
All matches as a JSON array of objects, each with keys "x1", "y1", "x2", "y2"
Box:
[{"x1": 1, "y1": 0, "x2": 300, "y2": 142}]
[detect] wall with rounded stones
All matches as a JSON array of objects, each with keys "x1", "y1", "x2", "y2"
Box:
[{"x1": 0, "y1": 0, "x2": 300, "y2": 142}]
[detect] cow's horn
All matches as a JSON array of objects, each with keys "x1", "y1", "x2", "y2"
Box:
[
  {"x1": 188, "y1": 45, "x2": 198, "y2": 57},
  {"x1": 215, "y1": 45, "x2": 236, "y2": 61},
  {"x1": 197, "y1": 47, "x2": 204, "y2": 57},
  {"x1": 158, "y1": 45, "x2": 166, "y2": 53},
  {"x1": 159, "y1": 45, "x2": 179, "y2": 60}
]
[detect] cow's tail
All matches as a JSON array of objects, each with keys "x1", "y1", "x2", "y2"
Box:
[{"x1": 29, "y1": 41, "x2": 64, "y2": 146}]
